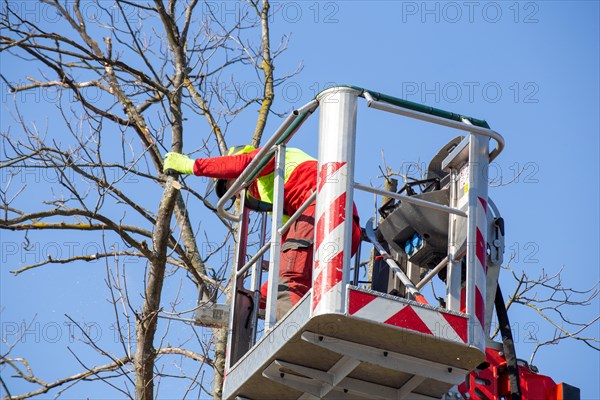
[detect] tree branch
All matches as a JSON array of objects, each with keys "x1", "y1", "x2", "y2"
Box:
[
  {"x1": 0, "y1": 347, "x2": 211, "y2": 400},
  {"x1": 250, "y1": 0, "x2": 274, "y2": 148}
]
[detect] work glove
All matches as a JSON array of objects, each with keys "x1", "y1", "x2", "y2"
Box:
[{"x1": 163, "y1": 152, "x2": 195, "y2": 175}]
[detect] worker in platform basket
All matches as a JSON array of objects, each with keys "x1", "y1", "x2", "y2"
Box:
[{"x1": 163, "y1": 145, "x2": 362, "y2": 319}]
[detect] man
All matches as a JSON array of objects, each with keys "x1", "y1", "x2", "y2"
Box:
[{"x1": 163, "y1": 146, "x2": 361, "y2": 319}]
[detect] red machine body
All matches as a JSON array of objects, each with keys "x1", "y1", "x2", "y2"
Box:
[{"x1": 459, "y1": 347, "x2": 580, "y2": 400}]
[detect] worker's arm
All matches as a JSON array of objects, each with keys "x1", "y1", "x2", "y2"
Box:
[
  {"x1": 193, "y1": 150, "x2": 259, "y2": 178},
  {"x1": 163, "y1": 150, "x2": 261, "y2": 178}
]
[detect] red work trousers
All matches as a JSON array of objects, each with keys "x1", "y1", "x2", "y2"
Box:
[{"x1": 260, "y1": 204, "x2": 361, "y2": 320}]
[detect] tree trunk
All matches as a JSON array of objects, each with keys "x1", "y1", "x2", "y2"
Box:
[
  {"x1": 211, "y1": 238, "x2": 235, "y2": 399},
  {"x1": 134, "y1": 180, "x2": 179, "y2": 399},
  {"x1": 211, "y1": 326, "x2": 228, "y2": 399}
]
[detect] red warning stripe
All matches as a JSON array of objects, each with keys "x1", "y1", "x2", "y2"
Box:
[
  {"x1": 460, "y1": 286, "x2": 485, "y2": 335},
  {"x1": 475, "y1": 287, "x2": 485, "y2": 328},
  {"x1": 317, "y1": 162, "x2": 346, "y2": 192},
  {"x1": 347, "y1": 289, "x2": 377, "y2": 315},
  {"x1": 315, "y1": 192, "x2": 347, "y2": 241},
  {"x1": 442, "y1": 312, "x2": 468, "y2": 343},
  {"x1": 478, "y1": 196, "x2": 488, "y2": 214},
  {"x1": 384, "y1": 306, "x2": 433, "y2": 335},
  {"x1": 476, "y1": 228, "x2": 487, "y2": 272},
  {"x1": 347, "y1": 289, "x2": 469, "y2": 344},
  {"x1": 312, "y1": 251, "x2": 344, "y2": 309}
]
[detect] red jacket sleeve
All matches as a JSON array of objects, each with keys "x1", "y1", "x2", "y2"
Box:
[{"x1": 193, "y1": 149, "x2": 263, "y2": 178}]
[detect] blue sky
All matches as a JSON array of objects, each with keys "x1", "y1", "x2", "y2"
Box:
[{"x1": 1, "y1": 1, "x2": 599, "y2": 399}]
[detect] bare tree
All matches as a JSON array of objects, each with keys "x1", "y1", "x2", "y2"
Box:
[
  {"x1": 497, "y1": 261, "x2": 599, "y2": 365},
  {"x1": 0, "y1": 0, "x2": 299, "y2": 398}
]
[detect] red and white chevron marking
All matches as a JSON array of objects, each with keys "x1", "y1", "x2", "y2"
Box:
[
  {"x1": 348, "y1": 288, "x2": 468, "y2": 344},
  {"x1": 313, "y1": 161, "x2": 349, "y2": 314},
  {"x1": 459, "y1": 196, "x2": 488, "y2": 345},
  {"x1": 472, "y1": 196, "x2": 488, "y2": 341}
]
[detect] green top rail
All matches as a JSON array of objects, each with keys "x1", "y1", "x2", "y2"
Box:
[{"x1": 335, "y1": 85, "x2": 491, "y2": 129}]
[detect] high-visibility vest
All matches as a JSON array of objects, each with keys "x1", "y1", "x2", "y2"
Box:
[
  {"x1": 230, "y1": 146, "x2": 315, "y2": 215},
  {"x1": 254, "y1": 148, "x2": 315, "y2": 205}
]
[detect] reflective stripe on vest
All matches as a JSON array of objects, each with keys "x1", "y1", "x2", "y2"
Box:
[{"x1": 254, "y1": 148, "x2": 315, "y2": 205}]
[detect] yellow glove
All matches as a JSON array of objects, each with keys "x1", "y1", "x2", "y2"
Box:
[{"x1": 163, "y1": 152, "x2": 195, "y2": 175}]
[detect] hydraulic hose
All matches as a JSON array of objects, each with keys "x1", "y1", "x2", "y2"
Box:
[{"x1": 495, "y1": 285, "x2": 522, "y2": 400}]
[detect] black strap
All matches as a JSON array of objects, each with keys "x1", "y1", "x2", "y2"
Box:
[
  {"x1": 495, "y1": 285, "x2": 522, "y2": 400},
  {"x1": 244, "y1": 194, "x2": 274, "y2": 213},
  {"x1": 281, "y1": 238, "x2": 313, "y2": 252}
]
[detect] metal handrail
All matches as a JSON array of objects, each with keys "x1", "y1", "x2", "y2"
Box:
[
  {"x1": 218, "y1": 86, "x2": 501, "y2": 219},
  {"x1": 334, "y1": 85, "x2": 491, "y2": 128},
  {"x1": 223, "y1": 86, "x2": 493, "y2": 287},
  {"x1": 362, "y1": 91, "x2": 505, "y2": 162},
  {"x1": 237, "y1": 243, "x2": 271, "y2": 278},
  {"x1": 235, "y1": 191, "x2": 317, "y2": 279},
  {"x1": 216, "y1": 100, "x2": 318, "y2": 221},
  {"x1": 354, "y1": 183, "x2": 467, "y2": 217},
  {"x1": 416, "y1": 255, "x2": 450, "y2": 290}
]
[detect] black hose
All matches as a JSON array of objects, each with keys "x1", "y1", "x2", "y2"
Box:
[
  {"x1": 238, "y1": 290, "x2": 255, "y2": 329},
  {"x1": 495, "y1": 284, "x2": 522, "y2": 400}
]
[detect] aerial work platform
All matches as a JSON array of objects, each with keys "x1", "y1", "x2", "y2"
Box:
[
  {"x1": 210, "y1": 86, "x2": 505, "y2": 400},
  {"x1": 224, "y1": 286, "x2": 484, "y2": 399}
]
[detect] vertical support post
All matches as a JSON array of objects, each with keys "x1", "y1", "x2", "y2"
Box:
[
  {"x1": 249, "y1": 212, "x2": 268, "y2": 345},
  {"x1": 313, "y1": 87, "x2": 359, "y2": 316},
  {"x1": 225, "y1": 194, "x2": 250, "y2": 370},
  {"x1": 446, "y1": 165, "x2": 465, "y2": 312},
  {"x1": 265, "y1": 145, "x2": 286, "y2": 331},
  {"x1": 405, "y1": 261, "x2": 420, "y2": 296},
  {"x1": 383, "y1": 178, "x2": 400, "y2": 295},
  {"x1": 465, "y1": 131, "x2": 490, "y2": 351}
]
